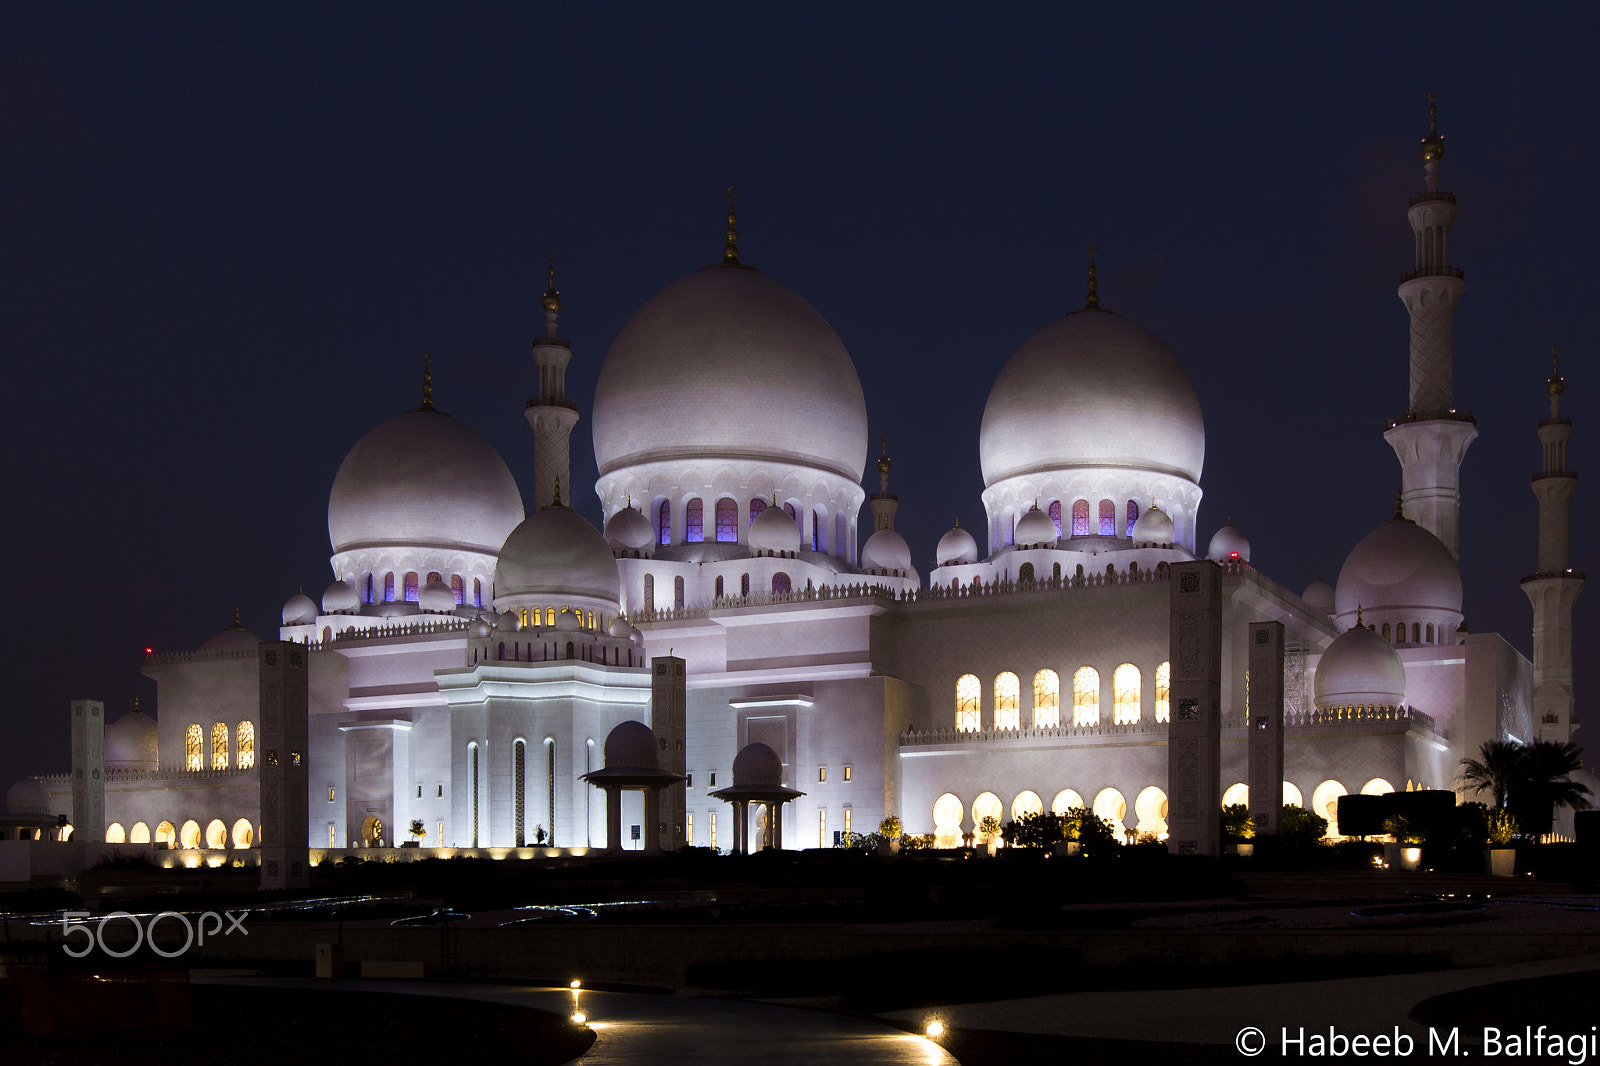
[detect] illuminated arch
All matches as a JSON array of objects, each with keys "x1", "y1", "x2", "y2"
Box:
[
  {"x1": 932, "y1": 793, "x2": 964, "y2": 848},
  {"x1": 1093, "y1": 787, "x2": 1127, "y2": 839},
  {"x1": 1032, "y1": 670, "x2": 1060, "y2": 727},
  {"x1": 1113, "y1": 663, "x2": 1141, "y2": 724},
  {"x1": 1222, "y1": 782, "x2": 1249, "y2": 807},
  {"x1": 205, "y1": 819, "x2": 228, "y2": 849},
  {"x1": 1011, "y1": 790, "x2": 1043, "y2": 820},
  {"x1": 955, "y1": 674, "x2": 981, "y2": 732},
  {"x1": 993, "y1": 672, "x2": 1020, "y2": 730},
  {"x1": 1134, "y1": 786, "x2": 1168, "y2": 836},
  {"x1": 1361, "y1": 778, "x2": 1394, "y2": 796},
  {"x1": 155, "y1": 821, "x2": 176, "y2": 846},
  {"x1": 1072, "y1": 666, "x2": 1100, "y2": 726},
  {"x1": 129, "y1": 822, "x2": 150, "y2": 844},
  {"x1": 1283, "y1": 781, "x2": 1304, "y2": 808},
  {"x1": 105, "y1": 822, "x2": 126, "y2": 844},
  {"x1": 971, "y1": 792, "x2": 1003, "y2": 839},
  {"x1": 231, "y1": 819, "x2": 254, "y2": 848},
  {"x1": 179, "y1": 820, "x2": 201, "y2": 849},
  {"x1": 1051, "y1": 788, "x2": 1084, "y2": 815},
  {"x1": 1311, "y1": 780, "x2": 1347, "y2": 837}
]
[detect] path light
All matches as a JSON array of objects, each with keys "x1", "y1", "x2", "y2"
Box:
[
  {"x1": 570, "y1": 979, "x2": 582, "y2": 989},
  {"x1": 571, "y1": 1011, "x2": 587, "y2": 1026},
  {"x1": 925, "y1": 1020, "x2": 944, "y2": 1038}
]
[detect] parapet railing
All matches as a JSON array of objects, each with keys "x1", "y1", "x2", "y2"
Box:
[{"x1": 900, "y1": 705, "x2": 1434, "y2": 746}]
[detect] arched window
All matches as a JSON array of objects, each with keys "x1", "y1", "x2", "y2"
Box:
[
  {"x1": 643, "y1": 574, "x2": 655, "y2": 607},
  {"x1": 714, "y1": 576, "x2": 724, "y2": 598},
  {"x1": 1126, "y1": 500, "x2": 1139, "y2": 537},
  {"x1": 932, "y1": 793, "x2": 964, "y2": 848},
  {"x1": 811, "y1": 511, "x2": 822, "y2": 552},
  {"x1": 955, "y1": 673, "x2": 981, "y2": 731},
  {"x1": 783, "y1": 501, "x2": 796, "y2": 522},
  {"x1": 1071, "y1": 500, "x2": 1090, "y2": 536},
  {"x1": 185, "y1": 725, "x2": 203, "y2": 771},
  {"x1": 674, "y1": 575, "x2": 685, "y2": 609},
  {"x1": 546, "y1": 607, "x2": 556, "y2": 626},
  {"x1": 205, "y1": 819, "x2": 228, "y2": 849},
  {"x1": 1033, "y1": 669, "x2": 1060, "y2": 727},
  {"x1": 427, "y1": 571, "x2": 442, "y2": 586},
  {"x1": 1048, "y1": 500, "x2": 1063, "y2": 536},
  {"x1": 972, "y1": 792, "x2": 1003, "y2": 840},
  {"x1": 451, "y1": 575, "x2": 464, "y2": 605},
  {"x1": 715, "y1": 498, "x2": 737, "y2": 542},
  {"x1": 1113, "y1": 663, "x2": 1141, "y2": 724},
  {"x1": 513, "y1": 739, "x2": 527, "y2": 847},
  {"x1": 1051, "y1": 789, "x2": 1085, "y2": 815},
  {"x1": 1426, "y1": 623, "x2": 1434, "y2": 643},
  {"x1": 1134, "y1": 786, "x2": 1168, "y2": 835},
  {"x1": 364, "y1": 574, "x2": 374, "y2": 604},
  {"x1": 498, "y1": 641, "x2": 505, "y2": 661},
  {"x1": 236, "y1": 721, "x2": 255, "y2": 769},
  {"x1": 155, "y1": 821, "x2": 176, "y2": 846},
  {"x1": 129, "y1": 822, "x2": 150, "y2": 844},
  {"x1": 179, "y1": 820, "x2": 201, "y2": 849},
  {"x1": 1018, "y1": 562, "x2": 1035, "y2": 584},
  {"x1": 772, "y1": 572, "x2": 791, "y2": 594},
  {"x1": 685, "y1": 497, "x2": 704, "y2": 543},
  {"x1": 1093, "y1": 787, "x2": 1127, "y2": 838},
  {"x1": 473, "y1": 578, "x2": 483, "y2": 607},
  {"x1": 1098, "y1": 499, "x2": 1116, "y2": 536},
  {"x1": 748, "y1": 497, "x2": 767, "y2": 524},
  {"x1": 106, "y1": 822, "x2": 126, "y2": 844},
  {"x1": 403, "y1": 572, "x2": 419, "y2": 602},
  {"x1": 1073, "y1": 666, "x2": 1100, "y2": 726},
  {"x1": 657, "y1": 499, "x2": 671, "y2": 545},
  {"x1": 1382, "y1": 622, "x2": 1392, "y2": 641},
  {"x1": 994, "y1": 672, "x2": 1020, "y2": 730},
  {"x1": 834, "y1": 512, "x2": 848, "y2": 558},
  {"x1": 740, "y1": 573, "x2": 750, "y2": 596},
  {"x1": 1413, "y1": 623, "x2": 1421, "y2": 643},
  {"x1": 1012, "y1": 790, "x2": 1044, "y2": 819},
  {"x1": 231, "y1": 818, "x2": 254, "y2": 848},
  {"x1": 211, "y1": 723, "x2": 229, "y2": 769},
  {"x1": 383, "y1": 573, "x2": 395, "y2": 602},
  {"x1": 1155, "y1": 661, "x2": 1171, "y2": 722},
  {"x1": 1312, "y1": 779, "x2": 1347, "y2": 837}
]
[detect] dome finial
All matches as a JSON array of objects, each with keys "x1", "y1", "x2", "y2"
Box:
[
  {"x1": 1393, "y1": 486, "x2": 1405, "y2": 520},
  {"x1": 542, "y1": 253, "x2": 561, "y2": 319},
  {"x1": 551, "y1": 474, "x2": 564, "y2": 509},
  {"x1": 1356, "y1": 604, "x2": 1365, "y2": 629},
  {"x1": 229, "y1": 604, "x2": 243, "y2": 629},
  {"x1": 1549, "y1": 345, "x2": 1565, "y2": 396},
  {"x1": 723, "y1": 184, "x2": 740, "y2": 265},
  {"x1": 1421, "y1": 90, "x2": 1445, "y2": 165},
  {"x1": 1084, "y1": 242, "x2": 1099, "y2": 310},
  {"x1": 420, "y1": 352, "x2": 435, "y2": 411},
  {"x1": 877, "y1": 432, "x2": 891, "y2": 476}
]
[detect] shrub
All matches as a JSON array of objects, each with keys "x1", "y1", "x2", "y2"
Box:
[
  {"x1": 1279, "y1": 804, "x2": 1329, "y2": 844},
  {"x1": 1221, "y1": 803, "x2": 1256, "y2": 842}
]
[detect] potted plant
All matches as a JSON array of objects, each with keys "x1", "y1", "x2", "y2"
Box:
[
  {"x1": 1221, "y1": 803, "x2": 1256, "y2": 856},
  {"x1": 405, "y1": 819, "x2": 426, "y2": 848},
  {"x1": 1382, "y1": 814, "x2": 1423, "y2": 870},
  {"x1": 977, "y1": 815, "x2": 1001, "y2": 857},
  {"x1": 876, "y1": 815, "x2": 902, "y2": 856},
  {"x1": 1483, "y1": 809, "x2": 1517, "y2": 876}
]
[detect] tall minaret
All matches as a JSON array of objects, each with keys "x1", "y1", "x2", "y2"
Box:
[
  {"x1": 525, "y1": 256, "x2": 578, "y2": 510},
  {"x1": 1521, "y1": 352, "x2": 1585, "y2": 744},
  {"x1": 869, "y1": 433, "x2": 898, "y2": 531},
  {"x1": 1383, "y1": 94, "x2": 1478, "y2": 559}
]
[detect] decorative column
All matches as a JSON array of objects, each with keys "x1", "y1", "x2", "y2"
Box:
[
  {"x1": 1384, "y1": 94, "x2": 1477, "y2": 559},
  {"x1": 1246, "y1": 621, "x2": 1285, "y2": 836},
  {"x1": 652, "y1": 656, "x2": 687, "y2": 852},
  {"x1": 259, "y1": 641, "x2": 310, "y2": 890},
  {"x1": 70, "y1": 699, "x2": 104, "y2": 843},
  {"x1": 525, "y1": 256, "x2": 579, "y2": 511},
  {"x1": 1167, "y1": 561, "x2": 1223, "y2": 856},
  {"x1": 1521, "y1": 353, "x2": 1585, "y2": 744}
]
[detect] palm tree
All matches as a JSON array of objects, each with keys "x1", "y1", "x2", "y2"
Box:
[
  {"x1": 1512, "y1": 740, "x2": 1593, "y2": 836},
  {"x1": 1459, "y1": 740, "x2": 1524, "y2": 809}
]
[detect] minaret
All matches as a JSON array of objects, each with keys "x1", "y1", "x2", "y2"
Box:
[
  {"x1": 1383, "y1": 94, "x2": 1478, "y2": 560},
  {"x1": 869, "y1": 433, "x2": 898, "y2": 531},
  {"x1": 525, "y1": 255, "x2": 578, "y2": 511},
  {"x1": 1521, "y1": 352, "x2": 1585, "y2": 743}
]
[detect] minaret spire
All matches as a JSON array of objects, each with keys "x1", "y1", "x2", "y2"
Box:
[
  {"x1": 1383, "y1": 92, "x2": 1476, "y2": 559},
  {"x1": 1084, "y1": 242, "x2": 1099, "y2": 310},
  {"x1": 870, "y1": 432, "x2": 899, "y2": 532},
  {"x1": 1521, "y1": 350, "x2": 1585, "y2": 754},
  {"x1": 526, "y1": 253, "x2": 579, "y2": 514},
  {"x1": 722, "y1": 184, "x2": 740, "y2": 265},
  {"x1": 420, "y1": 352, "x2": 434, "y2": 411}
]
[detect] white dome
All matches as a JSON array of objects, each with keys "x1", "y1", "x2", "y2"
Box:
[
  {"x1": 1014, "y1": 504, "x2": 1057, "y2": 547},
  {"x1": 494, "y1": 611, "x2": 520, "y2": 632},
  {"x1": 1131, "y1": 505, "x2": 1175, "y2": 545},
  {"x1": 554, "y1": 608, "x2": 582, "y2": 631},
  {"x1": 608, "y1": 615, "x2": 634, "y2": 637},
  {"x1": 328, "y1": 409, "x2": 524, "y2": 558},
  {"x1": 6, "y1": 778, "x2": 48, "y2": 816},
  {"x1": 282, "y1": 592, "x2": 318, "y2": 626},
  {"x1": 861, "y1": 528, "x2": 913, "y2": 572},
  {"x1": 201, "y1": 623, "x2": 257, "y2": 652},
  {"x1": 731, "y1": 742, "x2": 784, "y2": 788},
  {"x1": 1333, "y1": 516, "x2": 1462, "y2": 626},
  {"x1": 749, "y1": 504, "x2": 802, "y2": 554},
  {"x1": 1314, "y1": 624, "x2": 1407, "y2": 709},
  {"x1": 980, "y1": 309, "x2": 1205, "y2": 488},
  {"x1": 419, "y1": 578, "x2": 456, "y2": 614},
  {"x1": 1302, "y1": 577, "x2": 1335, "y2": 616},
  {"x1": 604, "y1": 505, "x2": 655, "y2": 551},
  {"x1": 494, "y1": 506, "x2": 622, "y2": 613},
  {"x1": 1207, "y1": 520, "x2": 1251, "y2": 563},
  {"x1": 105, "y1": 710, "x2": 158, "y2": 772},
  {"x1": 592, "y1": 266, "x2": 868, "y2": 484},
  {"x1": 602, "y1": 720, "x2": 659, "y2": 771},
  {"x1": 470, "y1": 618, "x2": 493, "y2": 639},
  {"x1": 322, "y1": 580, "x2": 359, "y2": 614},
  {"x1": 937, "y1": 523, "x2": 979, "y2": 565}
]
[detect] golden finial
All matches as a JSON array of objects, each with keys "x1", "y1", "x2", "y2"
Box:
[
  {"x1": 1393, "y1": 487, "x2": 1405, "y2": 520},
  {"x1": 877, "y1": 432, "x2": 891, "y2": 475},
  {"x1": 953, "y1": 516, "x2": 960, "y2": 528},
  {"x1": 542, "y1": 253, "x2": 561, "y2": 313},
  {"x1": 1084, "y1": 242, "x2": 1100, "y2": 309},
  {"x1": 1549, "y1": 345, "x2": 1565, "y2": 396},
  {"x1": 551, "y1": 475, "x2": 564, "y2": 508},
  {"x1": 420, "y1": 352, "x2": 434, "y2": 411},
  {"x1": 723, "y1": 184, "x2": 740, "y2": 265},
  {"x1": 133, "y1": 696, "x2": 140, "y2": 714},
  {"x1": 1421, "y1": 90, "x2": 1444, "y2": 162},
  {"x1": 230, "y1": 604, "x2": 242, "y2": 629},
  {"x1": 1356, "y1": 604, "x2": 1366, "y2": 629}
]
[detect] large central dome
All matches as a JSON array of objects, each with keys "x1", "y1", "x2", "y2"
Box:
[
  {"x1": 980, "y1": 309, "x2": 1205, "y2": 486},
  {"x1": 592, "y1": 265, "x2": 869, "y2": 483}
]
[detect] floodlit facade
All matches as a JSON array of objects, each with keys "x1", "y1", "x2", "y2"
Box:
[{"x1": 4, "y1": 107, "x2": 1588, "y2": 858}]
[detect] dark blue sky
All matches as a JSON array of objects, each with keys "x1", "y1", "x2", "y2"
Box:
[{"x1": 4, "y1": 6, "x2": 1596, "y2": 786}]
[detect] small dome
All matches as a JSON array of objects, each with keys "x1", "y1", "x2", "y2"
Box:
[
  {"x1": 1302, "y1": 576, "x2": 1335, "y2": 616},
  {"x1": 201, "y1": 622, "x2": 258, "y2": 652},
  {"x1": 731, "y1": 742, "x2": 784, "y2": 788},
  {"x1": 1015, "y1": 504, "x2": 1057, "y2": 547},
  {"x1": 494, "y1": 611, "x2": 520, "y2": 633},
  {"x1": 1207, "y1": 520, "x2": 1251, "y2": 563},
  {"x1": 608, "y1": 615, "x2": 633, "y2": 637},
  {"x1": 6, "y1": 778, "x2": 48, "y2": 816},
  {"x1": 1314, "y1": 624, "x2": 1407, "y2": 709},
  {"x1": 604, "y1": 505, "x2": 656, "y2": 551},
  {"x1": 419, "y1": 578, "x2": 456, "y2": 614},
  {"x1": 555, "y1": 608, "x2": 582, "y2": 632},
  {"x1": 749, "y1": 504, "x2": 802, "y2": 554},
  {"x1": 860, "y1": 528, "x2": 913, "y2": 572},
  {"x1": 1131, "y1": 505, "x2": 1175, "y2": 545},
  {"x1": 470, "y1": 618, "x2": 492, "y2": 639},
  {"x1": 629, "y1": 626, "x2": 644, "y2": 644},
  {"x1": 602, "y1": 720, "x2": 660, "y2": 771},
  {"x1": 282, "y1": 592, "x2": 318, "y2": 626},
  {"x1": 105, "y1": 710, "x2": 159, "y2": 772},
  {"x1": 1333, "y1": 516, "x2": 1462, "y2": 625},
  {"x1": 494, "y1": 506, "x2": 622, "y2": 614},
  {"x1": 936, "y1": 523, "x2": 979, "y2": 565},
  {"x1": 322, "y1": 580, "x2": 359, "y2": 614}
]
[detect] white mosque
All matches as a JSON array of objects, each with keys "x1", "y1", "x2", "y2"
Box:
[{"x1": 2, "y1": 104, "x2": 1587, "y2": 863}]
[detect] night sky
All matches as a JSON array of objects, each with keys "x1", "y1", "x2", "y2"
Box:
[{"x1": 4, "y1": 6, "x2": 1597, "y2": 789}]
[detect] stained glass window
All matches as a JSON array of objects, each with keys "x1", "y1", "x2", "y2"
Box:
[
  {"x1": 211, "y1": 722, "x2": 229, "y2": 770},
  {"x1": 1098, "y1": 500, "x2": 1116, "y2": 536},
  {"x1": 657, "y1": 499, "x2": 671, "y2": 545},
  {"x1": 236, "y1": 721, "x2": 255, "y2": 769},
  {"x1": 956, "y1": 674, "x2": 981, "y2": 731},
  {"x1": 685, "y1": 498, "x2": 704, "y2": 543},
  {"x1": 1049, "y1": 500, "x2": 1063, "y2": 536},
  {"x1": 994, "y1": 672, "x2": 1020, "y2": 730},
  {"x1": 1156, "y1": 661, "x2": 1171, "y2": 722},
  {"x1": 1033, "y1": 669, "x2": 1060, "y2": 727},
  {"x1": 1126, "y1": 500, "x2": 1139, "y2": 537},
  {"x1": 185, "y1": 725, "x2": 203, "y2": 771},
  {"x1": 1073, "y1": 666, "x2": 1100, "y2": 726},
  {"x1": 715, "y1": 498, "x2": 737, "y2": 542},
  {"x1": 1113, "y1": 663, "x2": 1141, "y2": 724},
  {"x1": 1071, "y1": 500, "x2": 1090, "y2": 536}
]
